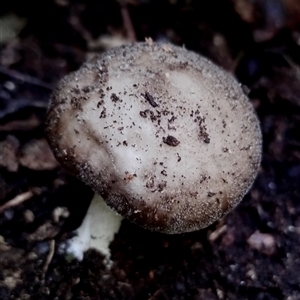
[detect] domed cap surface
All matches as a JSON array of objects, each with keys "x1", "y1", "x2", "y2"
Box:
[{"x1": 46, "y1": 42, "x2": 262, "y2": 233}]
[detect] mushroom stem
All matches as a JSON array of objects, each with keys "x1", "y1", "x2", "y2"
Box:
[{"x1": 66, "y1": 193, "x2": 123, "y2": 262}]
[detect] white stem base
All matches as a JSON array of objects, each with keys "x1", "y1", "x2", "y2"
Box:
[{"x1": 65, "y1": 193, "x2": 123, "y2": 262}]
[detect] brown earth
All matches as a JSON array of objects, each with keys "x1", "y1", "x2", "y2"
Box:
[{"x1": 1, "y1": 1, "x2": 300, "y2": 299}]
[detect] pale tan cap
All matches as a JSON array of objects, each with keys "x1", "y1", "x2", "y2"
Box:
[{"x1": 46, "y1": 42, "x2": 262, "y2": 233}]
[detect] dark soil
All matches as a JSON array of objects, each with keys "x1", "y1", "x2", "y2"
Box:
[{"x1": 1, "y1": 1, "x2": 300, "y2": 299}]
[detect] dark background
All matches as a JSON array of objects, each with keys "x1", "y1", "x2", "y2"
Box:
[{"x1": 1, "y1": 0, "x2": 300, "y2": 299}]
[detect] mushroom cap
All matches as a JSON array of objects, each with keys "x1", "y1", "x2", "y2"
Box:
[{"x1": 46, "y1": 42, "x2": 262, "y2": 234}]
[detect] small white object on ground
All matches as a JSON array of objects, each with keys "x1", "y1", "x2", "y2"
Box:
[{"x1": 247, "y1": 230, "x2": 276, "y2": 256}]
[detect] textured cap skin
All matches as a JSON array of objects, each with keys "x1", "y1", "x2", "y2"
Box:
[{"x1": 46, "y1": 42, "x2": 262, "y2": 234}]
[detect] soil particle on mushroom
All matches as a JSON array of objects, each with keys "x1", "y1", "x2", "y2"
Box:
[{"x1": 46, "y1": 42, "x2": 262, "y2": 234}]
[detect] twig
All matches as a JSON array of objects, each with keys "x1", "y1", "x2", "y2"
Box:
[
  {"x1": 0, "y1": 191, "x2": 34, "y2": 213},
  {"x1": 41, "y1": 239, "x2": 56, "y2": 281},
  {"x1": 0, "y1": 65, "x2": 53, "y2": 90},
  {"x1": 0, "y1": 97, "x2": 49, "y2": 120},
  {"x1": 208, "y1": 224, "x2": 228, "y2": 242},
  {"x1": 120, "y1": 1, "x2": 136, "y2": 42}
]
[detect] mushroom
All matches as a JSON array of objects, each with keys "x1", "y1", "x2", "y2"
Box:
[{"x1": 46, "y1": 42, "x2": 262, "y2": 258}]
